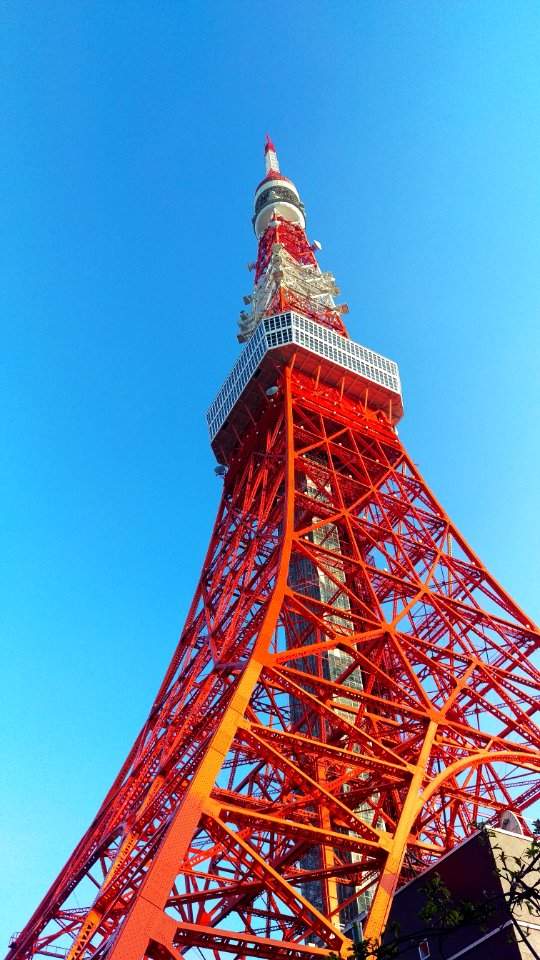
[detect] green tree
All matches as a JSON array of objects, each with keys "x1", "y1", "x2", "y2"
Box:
[{"x1": 329, "y1": 821, "x2": 540, "y2": 960}]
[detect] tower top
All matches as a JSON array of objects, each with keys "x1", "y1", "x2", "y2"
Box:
[
  {"x1": 264, "y1": 133, "x2": 280, "y2": 174},
  {"x1": 253, "y1": 136, "x2": 305, "y2": 236}
]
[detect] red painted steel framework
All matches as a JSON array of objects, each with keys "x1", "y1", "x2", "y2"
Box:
[{"x1": 8, "y1": 139, "x2": 540, "y2": 960}]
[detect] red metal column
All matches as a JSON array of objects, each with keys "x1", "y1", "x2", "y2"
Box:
[{"x1": 9, "y1": 365, "x2": 540, "y2": 960}]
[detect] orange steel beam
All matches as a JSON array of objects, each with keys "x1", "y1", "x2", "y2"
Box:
[{"x1": 8, "y1": 363, "x2": 540, "y2": 960}]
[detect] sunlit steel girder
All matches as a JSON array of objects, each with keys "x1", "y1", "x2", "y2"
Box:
[{"x1": 9, "y1": 362, "x2": 540, "y2": 960}]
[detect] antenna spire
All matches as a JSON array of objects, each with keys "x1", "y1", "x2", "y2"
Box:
[{"x1": 264, "y1": 133, "x2": 280, "y2": 174}]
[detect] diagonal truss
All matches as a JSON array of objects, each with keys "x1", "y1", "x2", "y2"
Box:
[{"x1": 9, "y1": 361, "x2": 540, "y2": 960}]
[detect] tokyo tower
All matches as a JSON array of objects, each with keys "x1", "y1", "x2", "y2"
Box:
[{"x1": 8, "y1": 137, "x2": 540, "y2": 960}]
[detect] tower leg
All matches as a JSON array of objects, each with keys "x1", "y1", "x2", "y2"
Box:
[{"x1": 8, "y1": 365, "x2": 540, "y2": 960}]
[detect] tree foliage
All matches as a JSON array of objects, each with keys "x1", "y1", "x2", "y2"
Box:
[{"x1": 329, "y1": 821, "x2": 540, "y2": 960}]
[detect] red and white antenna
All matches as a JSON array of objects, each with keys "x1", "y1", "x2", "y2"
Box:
[
  {"x1": 264, "y1": 133, "x2": 280, "y2": 174},
  {"x1": 240, "y1": 137, "x2": 348, "y2": 341}
]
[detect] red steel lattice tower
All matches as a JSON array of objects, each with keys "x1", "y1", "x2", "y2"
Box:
[{"x1": 9, "y1": 137, "x2": 540, "y2": 960}]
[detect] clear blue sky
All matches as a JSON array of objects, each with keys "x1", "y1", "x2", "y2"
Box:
[{"x1": 2, "y1": 0, "x2": 540, "y2": 943}]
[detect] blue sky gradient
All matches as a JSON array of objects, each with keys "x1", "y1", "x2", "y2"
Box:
[{"x1": 2, "y1": 0, "x2": 540, "y2": 942}]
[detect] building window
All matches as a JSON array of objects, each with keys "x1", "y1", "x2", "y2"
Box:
[{"x1": 418, "y1": 942, "x2": 430, "y2": 959}]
